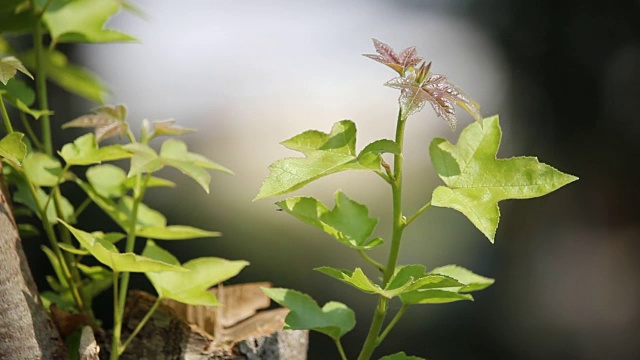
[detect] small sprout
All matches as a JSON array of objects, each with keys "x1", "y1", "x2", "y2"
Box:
[
  {"x1": 363, "y1": 39, "x2": 423, "y2": 76},
  {"x1": 62, "y1": 105, "x2": 128, "y2": 142}
]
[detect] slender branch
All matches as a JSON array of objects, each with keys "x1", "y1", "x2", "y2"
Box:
[
  {"x1": 72, "y1": 197, "x2": 92, "y2": 219},
  {"x1": 120, "y1": 297, "x2": 162, "y2": 353},
  {"x1": 19, "y1": 112, "x2": 44, "y2": 150},
  {"x1": 334, "y1": 338, "x2": 348, "y2": 360},
  {"x1": 23, "y1": 177, "x2": 85, "y2": 315},
  {"x1": 376, "y1": 304, "x2": 408, "y2": 345},
  {"x1": 404, "y1": 201, "x2": 431, "y2": 227},
  {"x1": 358, "y1": 250, "x2": 384, "y2": 272},
  {"x1": 114, "y1": 173, "x2": 151, "y2": 358},
  {"x1": 110, "y1": 271, "x2": 121, "y2": 360},
  {"x1": 31, "y1": 4, "x2": 52, "y2": 155},
  {"x1": 43, "y1": 163, "x2": 70, "y2": 211},
  {"x1": 0, "y1": 94, "x2": 14, "y2": 133},
  {"x1": 358, "y1": 108, "x2": 408, "y2": 360}
]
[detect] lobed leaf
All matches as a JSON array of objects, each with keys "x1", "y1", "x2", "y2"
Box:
[
  {"x1": 429, "y1": 116, "x2": 578, "y2": 242},
  {"x1": 0, "y1": 56, "x2": 33, "y2": 85},
  {"x1": 142, "y1": 240, "x2": 248, "y2": 306},
  {"x1": 59, "y1": 133, "x2": 132, "y2": 166},
  {"x1": 86, "y1": 164, "x2": 126, "y2": 198},
  {"x1": 256, "y1": 120, "x2": 385, "y2": 200},
  {"x1": 62, "y1": 105, "x2": 128, "y2": 142},
  {"x1": 60, "y1": 221, "x2": 186, "y2": 273},
  {"x1": 43, "y1": 0, "x2": 136, "y2": 44},
  {"x1": 262, "y1": 287, "x2": 355, "y2": 340},
  {"x1": 430, "y1": 265, "x2": 494, "y2": 293},
  {"x1": 23, "y1": 152, "x2": 66, "y2": 187},
  {"x1": 277, "y1": 193, "x2": 383, "y2": 250},
  {"x1": 125, "y1": 140, "x2": 231, "y2": 193},
  {"x1": 0, "y1": 132, "x2": 27, "y2": 165}
]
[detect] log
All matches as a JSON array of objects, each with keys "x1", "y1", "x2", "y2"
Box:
[
  {"x1": 0, "y1": 162, "x2": 66, "y2": 359},
  {"x1": 105, "y1": 285, "x2": 308, "y2": 360}
]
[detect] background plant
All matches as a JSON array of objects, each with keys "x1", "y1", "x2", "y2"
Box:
[
  {"x1": 256, "y1": 39, "x2": 577, "y2": 360},
  {"x1": 0, "y1": 1, "x2": 248, "y2": 359}
]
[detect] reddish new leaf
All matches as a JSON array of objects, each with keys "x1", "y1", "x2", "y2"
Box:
[
  {"x1": 62, "y1": 104, "x2": 128, "y2": 142},
  {"x1": 386, "y1": 71, "x2": 482, "y2": 131},
  {"x1": 363, "y1": 38, "x2": 423, "y2": 75}
]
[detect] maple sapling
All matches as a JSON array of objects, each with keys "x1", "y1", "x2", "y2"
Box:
[{"x1": 256, "y1": 38, "x2": 577, "y2": 360}]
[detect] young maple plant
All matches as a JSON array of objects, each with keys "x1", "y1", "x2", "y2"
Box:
[{"x1": 256, "y1": 39, "x2": 578, "y2": 360}]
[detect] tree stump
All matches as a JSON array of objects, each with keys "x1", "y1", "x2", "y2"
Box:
[{"x1": 105, "y1": 283, "x2": 308, "y2": 359}]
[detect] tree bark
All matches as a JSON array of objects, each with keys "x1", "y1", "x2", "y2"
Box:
[{"x1": 0, "y1": 162, "x2": 66, "y2": 360}]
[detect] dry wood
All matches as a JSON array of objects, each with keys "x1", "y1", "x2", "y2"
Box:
[{"x1": 107, "y1": 288, "x2": 308, "y2": 360}]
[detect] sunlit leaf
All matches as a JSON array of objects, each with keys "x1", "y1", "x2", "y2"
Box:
[
  {"x1": 430, "y1": 265, "x2": 494, "y2": 293},
  {"x1": 86, "y1": 164, "x2": 126, "y2": 198},
  {"x1": 0, "y1": 56, "x2": 33, "y2": 85},
  {"x1": 159, "y1": 139, "x2": 233, "y2": 193},
  {"x1": 23, "y1": 152, "x2": 65, "y2": 187},
  {"x1": 123, "y1": 143, "x2": 164, "y2": 176},
  {"x1": 62, "y1": 105, "x2": 128, "y2": 142},
  {"x1": 136, "y1": 225, "x2": 221, "y2": 240},
  {"x1": 123, "y1": 175, "x2": 175, "y2": 189},
  {"x1": 116, "y1": 196, "x2": 166, "y2": 228},
  {"x1": 142, "y1": 240, "x2": 248, "y2": 306},
  {"x1": 430, "y1": 116, "x2": 578, "y2": 242},
  {"x1": 59, "y1": 133, "x2": 132, "y2": 165},
  {"x1": 317, "y1": 265, "x2": 463, "y2": 299},
  {"x1": 262, "y1": 287, "x2": 355, "y2": 340},
  {"x1": 146, "y1": 119, "x2": 195, "y2": 138},
  {"x1": 400, "y1": 289, "x2": 473, "y2": 305},
  {"x1": 60, "y1": 221, "x2": 186, "y2": 273},
  {"x1": 256, "y1": 120, "x2": 384, "y2": 200},
  {"x1": 0, "y1": 132, "x2": 27, "y2": 165},
  {"x1": 43, "y1": 0, "x2": 136, "y2": 44},
  {"x1": 277, "y1": 194, "x2": 383, "y2": 250}
]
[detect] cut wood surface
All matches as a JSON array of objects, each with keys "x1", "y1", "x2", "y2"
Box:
[{"x1": 108, "y1": 284, "x2": 308, "y2": 360}]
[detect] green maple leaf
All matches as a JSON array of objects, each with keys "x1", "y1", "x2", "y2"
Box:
[
  {"x1": 429, "y1": 115, "x2": 577, "y2": 242},
  {"x1": 255, "y1": 120, "x2": 391, "y2": 200}
]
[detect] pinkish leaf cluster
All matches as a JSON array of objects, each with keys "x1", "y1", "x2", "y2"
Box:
[
  {"x1": 364, "y1": 39, "x2": 482, "y2": 130},
  {"x1": 62, "y1": 104, "x2": 128, "y2": 142}
]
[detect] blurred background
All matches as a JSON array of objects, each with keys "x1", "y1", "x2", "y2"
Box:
[{"x1": 23, "y1": 0, "x2": 640, "y2": 359}]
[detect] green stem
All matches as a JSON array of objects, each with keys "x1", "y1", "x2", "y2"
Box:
[
  {"x1": 113, "y1": 173, "x2": 150, "y2": 359},
  {"x1": 19, "y1": 111, "x2": 44, "y2": 150},
  {"x1": 43, "y1": 163, "x2": 69, "y2": 211},
  {"x1": 376, "y1": 304, "x2": 408, "y2": 345},
  {"x1": 111, "y1": 271, "x2": 121, "y2": 360},
  {"x1": 358, "y1": 250, "x2": 384, "y2": 272},
  {"x1": 24, "y1": 178, "x2": 84, "y2": 315},
  {"x1": 357, "y1": 297, "x2": 388, "y2": 360},
  {"x1": 405, "y1": 201, "x2": 431, "y2": 227},
  {"x1": 358, "y1": 109, "x2": 408, "y2": 360},
  {"x1": 72, "y1": 196, "x2": 92, "y2": 219},
  {"x1": 31, "y1": 5, "x2": 52, "y2": 155},
  {"x1": 0, "y1": 94, "x2": 14, "y2": 133},
  {"x1": 334, "y1": 338, "x2": 348, "y2": 360},
  {"x1": 120, "y1": 297, "x2": 162, "y2": 354}
]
